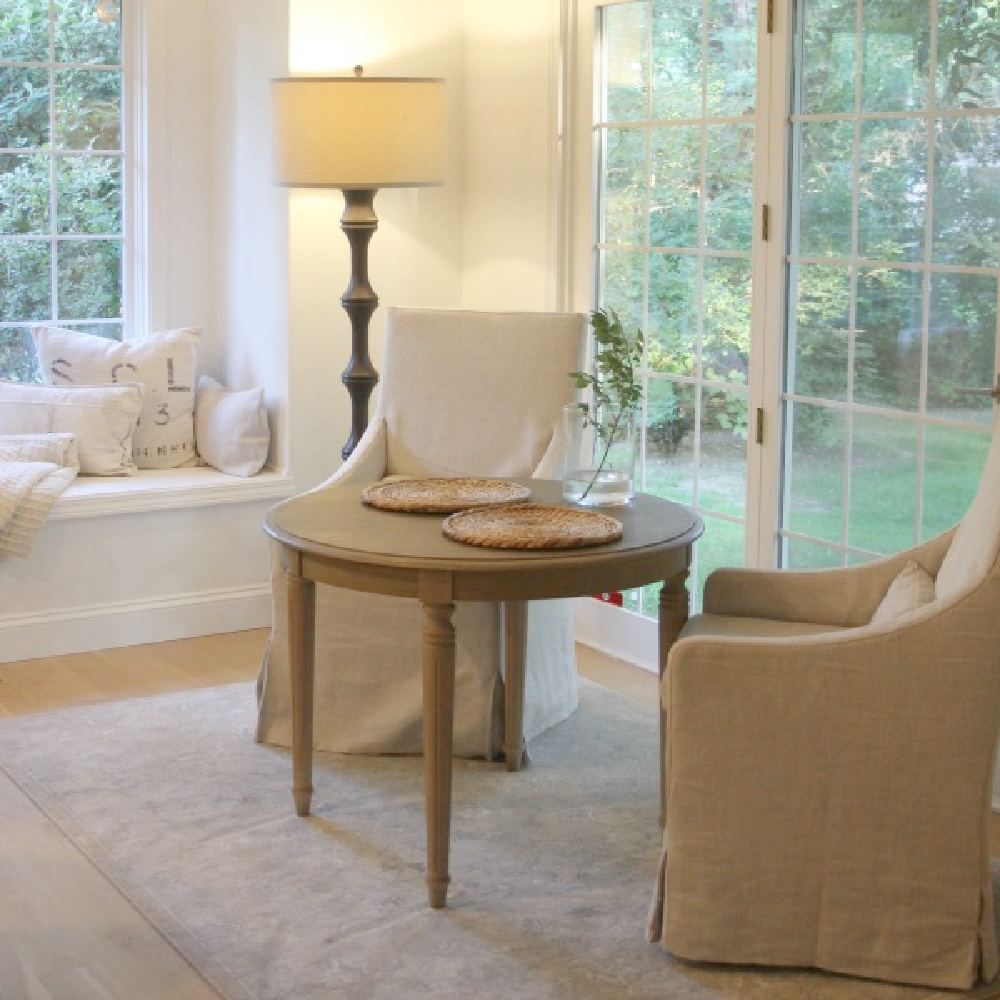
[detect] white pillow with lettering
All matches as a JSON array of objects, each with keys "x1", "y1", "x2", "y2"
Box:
[
  {"x1": 195, "y1": 376, "x2": 269, "y2": 477},
  {"x1": 0, "y1": 381, "x2": 143, "y2": 475},
  {"x1": 31, "y1": 326, "x2": 200, "y2": 470}
]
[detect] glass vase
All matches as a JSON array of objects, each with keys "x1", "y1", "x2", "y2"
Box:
[{"x1": 562, "y1": 403, "x2": 636, "y2": 506}]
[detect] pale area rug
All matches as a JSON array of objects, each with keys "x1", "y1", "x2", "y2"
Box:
[{"x1": 0, "y1": 680, "x2": 998, "y2": 1000}]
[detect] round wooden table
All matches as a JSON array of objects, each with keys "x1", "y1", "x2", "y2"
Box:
[{"x1": 264, "y1": 479, "x2": 703, "y2": 908}]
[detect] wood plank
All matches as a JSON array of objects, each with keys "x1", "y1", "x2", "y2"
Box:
[{"x1": 0, "y1": 769, "x2": 224, "y2": 1000}]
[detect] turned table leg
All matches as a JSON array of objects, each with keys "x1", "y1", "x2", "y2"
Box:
[
  {"x1": 658, "y1": 569, "x2": 690, "y2": 828},
  {"x1": 502, "y1": 600, "x2": 527, "y2": 772},
  {"x1": 286, "y1": 562, "x2": 316, "y2": 818},
  {"x1": 422, "y1": 598, "x2": 457, "y2": 908}
]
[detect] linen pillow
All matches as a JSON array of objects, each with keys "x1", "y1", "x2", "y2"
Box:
[
  {"x1": 195, "y1": 376, "x2": 269, "y2": 477},
  {"x1": 0, "y1": 432, "x2": 79, "y2": 469},
  {"x1": 0, "y1": 381, "x2": 143, "y2": 475},
  {"x1": 31, "y1": 325, "x2": 200, "y2": 470},
  {"x1": 870, "y1": 559, "x2": 936, "y2": 626}
]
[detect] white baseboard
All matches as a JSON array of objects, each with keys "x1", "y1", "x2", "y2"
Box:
[
  {"x1": 572, "y1": 597, "x2": 658, "y2": 673},
  {"x1": 0, "y1": 585, "x2": 272, "y2": 663}
]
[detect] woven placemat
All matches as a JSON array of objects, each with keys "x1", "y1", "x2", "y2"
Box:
[
  {"x1": 360, "y1": 478, "x2": 532, "y2": 514},
  {"x1": 442, "y1": 504, "x2": 623, "y2": 550}
]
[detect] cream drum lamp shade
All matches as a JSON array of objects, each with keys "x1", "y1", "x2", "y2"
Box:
[{"x1": 271, "y1": 76, "x2": 447, "y2": 189}]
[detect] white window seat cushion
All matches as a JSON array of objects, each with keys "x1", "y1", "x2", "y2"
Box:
[{"x1": 51, "y1": 466, "x2": 293, "y2": 520}]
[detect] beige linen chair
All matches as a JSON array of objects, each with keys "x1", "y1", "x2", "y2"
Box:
[
  {"x1": 648, "y1": 429, "x2": 1000, "y2": 990},
  {"x1": 256, "y1": 306, "x2": 586, "y2": 759}
]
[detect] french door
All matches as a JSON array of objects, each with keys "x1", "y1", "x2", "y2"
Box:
[{"x1": 567, "y1": 0, "x2": 999, "y2": 615}]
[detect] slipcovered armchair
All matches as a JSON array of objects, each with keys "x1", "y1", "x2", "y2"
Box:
[
  {"x1": 256, "y1": 307, "x2": 586, "y2": 759},
  {"x1": 648, "y1": 428, "x2": 1000, "y2": 990}
]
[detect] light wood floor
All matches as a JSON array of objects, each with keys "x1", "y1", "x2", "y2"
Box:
[{"x1": 0, "y1": 632, "x2": 997, "y2": 998}]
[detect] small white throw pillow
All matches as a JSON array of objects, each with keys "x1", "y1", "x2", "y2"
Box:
[
  {"x1": 0, "y1": 432, "x2": 79, "y2": 469},
  {"x1": 870, "y1": 559, "x2": 936, "y2": 626},
  {"x1": 0, "y1": 381, "x2": 143, "y2": 475},
  {"x1": 195, "y1": 376, "x2": 269, "y2": 477},
  {"x1": 32, "y1": 325, "x2": 200, "y2": 470}
]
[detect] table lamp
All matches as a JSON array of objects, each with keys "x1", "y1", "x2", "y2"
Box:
[{"x1": 272, "y1": 68, "x2": 447, "y2": 458}]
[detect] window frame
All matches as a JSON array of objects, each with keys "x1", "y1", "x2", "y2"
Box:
[{"x1": 0, "y1": 0, "x2": 147, "y2": 379}]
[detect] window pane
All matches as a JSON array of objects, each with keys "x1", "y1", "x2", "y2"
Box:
[
  {"x1": 56, "y1": 238, "x2": 121, "y2": 319},
  {"x1": 644, "y1": 378, "x2": 695, "y2": 502},
  {"x1": 788, "y1": 263, "x2": 851, "y2": 400},
  {"x1": 648, "y1": 253, "x2": 697, "y2": 376},
  {"x1": 699, "y1": 386, "x2": 747, "y2": 516},
  {"x1": 797, "y1": 0, "x2": 856, "y2": 115},
  {"x1": 55, "y1": 69, "x2": 121, "y2": 150},
  {"x1": 921, "y1": 426, "x2": 990, "y2": 539},
  {"x1": 706, "y1": 0, "x2": 756, "y2": 118},
  {"x1": 644, "y1": 379, "x2": 696, "y2": 503},
  {"x1": 926, "y1": 273, "x2": 997, "y2": 423},
  {"x1": 0, "y1": 0, "x2": 50, "y2": 62},
  {"x1": 651, "y1": 0, "x2": 702, "y2": 119},
  {"x1": 932, "y1": 115, "x2": 1000, "y2": 269},
  {"x1": 693, "y1": 515, "x2": 745, "y2": 608},
  {"x1": 602, "y1": 127, "x2": 647, "y2": 246},
  {"x1": 599, "y1": 247, "x2": 644, "y2": 336},
  {"x1": 854, "y1": 267, "x2": 923, "y2": 411},
  {"x1": 650, "y1": 125, "x2": 700, "y2": 248},
  {"x1": 848, "y1": 413, "x2": 918, "y2": 553},
  {"x1": 702, "y1": 257, "x2": 750, "y2": 384},
  {"x1": 602, "y1": 2, "x2": 648, "y2": 122},
  {"x1": 861, "y1": 0, "x2": 930, "y2": 112},
  {"x1": 59, "y1": 319, "x2": 122, "y2": 340},
  {"x1": 793, "y1": 120, "x2": 854, "y2": 258},
  {"x1": 55, "y1": 0, "x2": 122, "y2": 65},
  {"x1": 785, "y1": 537, "x2": 844, "y2": 569},
  {"x1": 704, "y1": 122, "x2": 754, "y2": 251},
  {"x1": 857, "y1": 118, "x2": 927, "y2": 263},
  {"x1": 785, "y1": 402, "x2": 845, "y2": 543},
  {"x1": 0, "y1": 153, "x2": 51, "y2": 235},
  {"x1": 0, "y1": 67, "x2": 50, "y2": 149},
  {"x1": 57, "y1": 154, "x2": 121, "y2": 234},
  {"x1": 936, "y1": 0, "x2": 1000, "y2": 110},
  {"x1": 0, "y1": 326, "x2": 42, "y2": 382},
  {"x1": 0, "y1": 240, "x2": 51, "y2": 321}
]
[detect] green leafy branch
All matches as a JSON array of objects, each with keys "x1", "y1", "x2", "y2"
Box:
[{"x1": 569, "y1": 307, "x2": 644, "y2": 499}]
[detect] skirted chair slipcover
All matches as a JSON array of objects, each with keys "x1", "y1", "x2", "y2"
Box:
[
  {"x1": 649, "y1": 427, "x2": 1000, "y2": 990},
  {"x1": 256, "y1": 307, "x2": 586, "y2": 759}
]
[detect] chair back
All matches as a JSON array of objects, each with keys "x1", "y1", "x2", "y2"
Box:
[
  {"x1": 936, "y1": 428, "x2": 1000, "y2": 601},
  {"x1": 376, "y1": 307, "x2": 586, "y2": 478}
]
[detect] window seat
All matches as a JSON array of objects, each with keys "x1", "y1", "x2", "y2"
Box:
[
  {"x1": 52, "y1": 467, "x2": 295, "y2": 519},
  {"x1": 1, "y1": 466, "x2": 294, "y2": 663}
]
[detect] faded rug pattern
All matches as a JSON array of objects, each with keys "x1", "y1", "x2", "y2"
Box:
[{"x1": 0, "y1": 681, "x2": 997, "y2": 1000}]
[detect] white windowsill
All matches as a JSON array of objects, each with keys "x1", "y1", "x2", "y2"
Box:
[{"x1": 51, "y1": 467, "x2": 295, "y2": 520}]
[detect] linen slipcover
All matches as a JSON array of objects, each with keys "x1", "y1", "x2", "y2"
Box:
[
  {"x1": 256, "y1": 307, "x2": 586, "y2": 758},
  {"x1": 648, "y1": 430, "x2": 1000, "y2": 989}
]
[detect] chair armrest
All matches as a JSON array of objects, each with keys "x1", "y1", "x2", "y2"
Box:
[
  {"x1": 702, "y1": 528, "x2": 955, "y2": 627},
  {"x1": 310, "y1": 417, "x2": 388, "y2": 492}
]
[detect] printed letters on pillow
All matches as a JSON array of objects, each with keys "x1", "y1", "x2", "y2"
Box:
[{"x1": 32, "y1": 326, "x2": 200, "y2": 470}]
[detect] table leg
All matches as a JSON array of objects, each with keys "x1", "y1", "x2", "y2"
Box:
[
  {"x1": 502, "y1": 600, "x2": 527, "y2": 772},
  {"x1": 422, "y1": 599, "x2": 457, "y2": 908},
  {"x1": 658, "y1": 569, "x2": 690, "y2": 828},
  {"x1": 286, "y1": 565, "x2": 316, "y2": 818}
]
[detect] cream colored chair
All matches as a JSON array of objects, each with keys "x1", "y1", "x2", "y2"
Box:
[
  {"x1": 256, "y1": 306, "x2": 586, "y2": 759},
  {"x1": 648, "y1": 429, "x2": 1000, "y2": 990}
]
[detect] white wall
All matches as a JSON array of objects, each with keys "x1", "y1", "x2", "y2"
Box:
[{"x1": 285, "y1": 0, "x2": 466, "y2": 491}]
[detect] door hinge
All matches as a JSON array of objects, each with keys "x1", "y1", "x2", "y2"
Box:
[
  {"x1": 767, "y1": 0, "x2": 774, "y2": 33},
  {"x1": 755, "y1": 407, "x2": 764, "y2": 445},
  {"x1": 762, "y1": 203, "x2": 770, "y2": 241}
]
